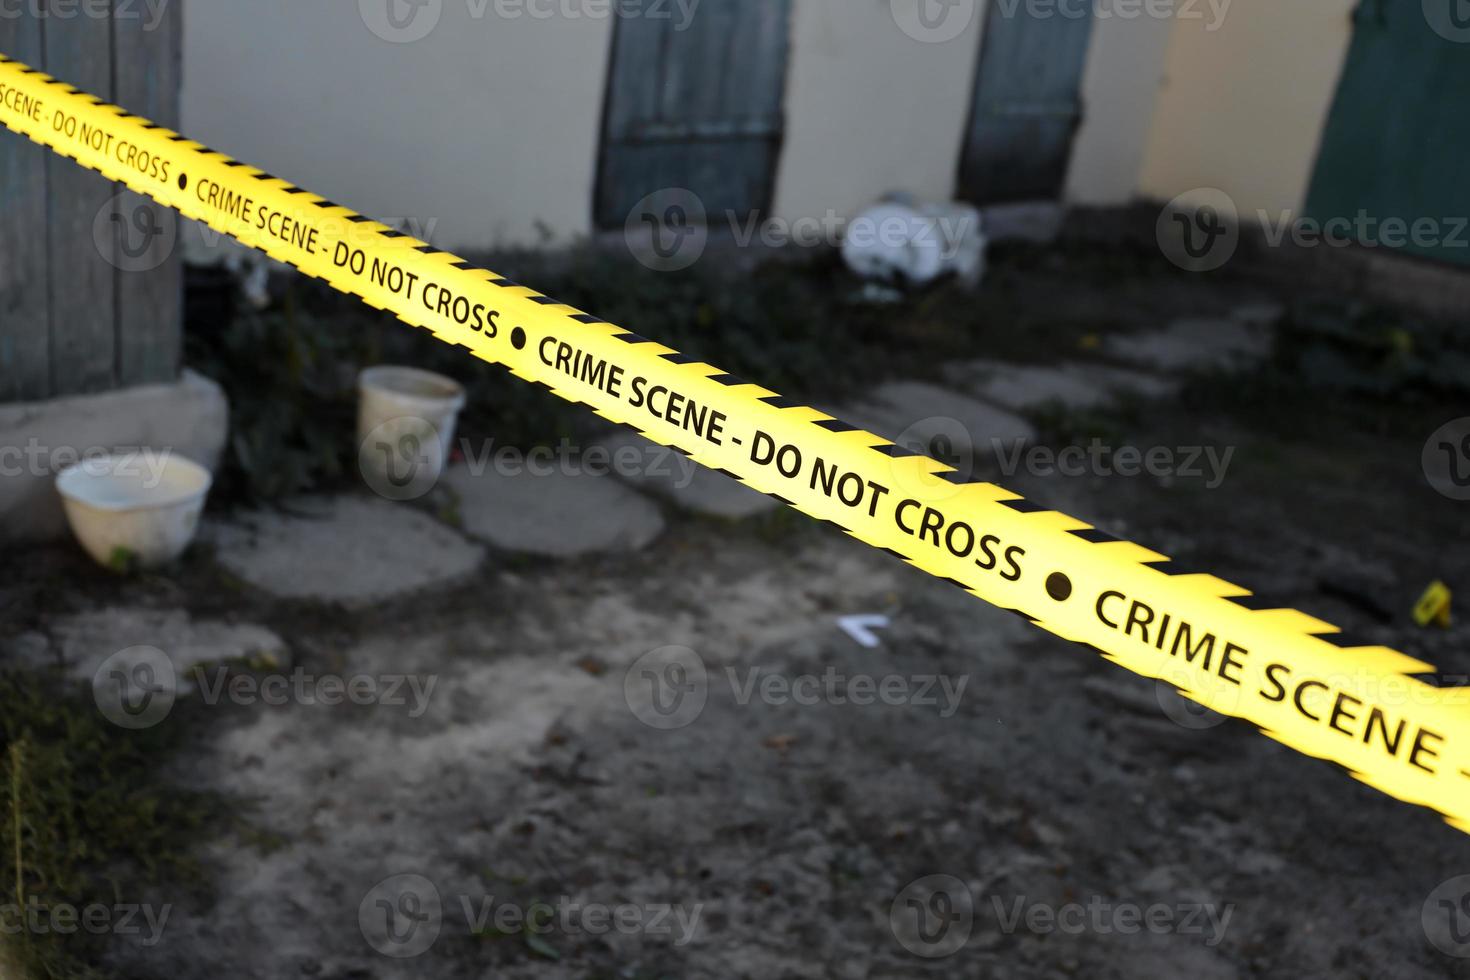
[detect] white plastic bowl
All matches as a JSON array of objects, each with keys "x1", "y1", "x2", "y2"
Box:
[{"x1": 55, "y1": 451, "x2": 212, "y2": 570}]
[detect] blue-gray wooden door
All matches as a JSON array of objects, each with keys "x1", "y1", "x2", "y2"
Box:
[
  {"x1": 957, "y1": 1, "x2": 1094, "y2": 204},
  {"x1": 594, "y1": 0, "x2": 791, "y2": 229},
  {"x1": 0, "y1": 2, "x2": 182, "y2": 402}
]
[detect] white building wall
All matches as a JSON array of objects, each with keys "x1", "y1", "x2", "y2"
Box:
[
  {"x1": 181, "y1": 0, "x2": 615, "y2": 250},
  {"x1": 179, "y1": 0, "x2": 1173, "y2": 251}
]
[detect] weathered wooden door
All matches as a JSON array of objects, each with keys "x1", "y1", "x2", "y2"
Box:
[
  {"x1": 1304, "y1": 0, "x2": 1470, "y2": 266},
  {"x1": 0, "y1": 3, "x2": 182, "y2": 402},
  {"x1": 957, "y1": 1, "x2": 1094, "y2": 204},
  {"x1": 594, "y1": 0, "x2": 791, "y2": 229}
]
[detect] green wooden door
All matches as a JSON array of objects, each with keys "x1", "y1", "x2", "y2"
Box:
[{"x1": 1304, "y1": 0, "x2": 1470, "y2": 266}]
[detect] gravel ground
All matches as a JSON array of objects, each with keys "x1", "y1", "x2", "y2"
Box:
[{"x1": 4, "y1": 255, "x2": 1469, "y2": 979}]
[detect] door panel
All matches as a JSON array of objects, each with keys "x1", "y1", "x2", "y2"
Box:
[
  {"x1": 1305, "y1": 0, "x2": 1470, "y2": 265},
  {"x1": 595, "y1": 0, "x2": 791, "y2": 229},
  {"x1": 958, "y1": 1, "x2": 1094, "y2": 204}
]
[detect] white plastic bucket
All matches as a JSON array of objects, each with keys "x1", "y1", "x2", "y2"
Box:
[
  {"x1": 55, "y1": 451, "x2": 212, "y2": 569},
  {"x1": 357, "y1": 366, "x2": 465, "y2": 499}
]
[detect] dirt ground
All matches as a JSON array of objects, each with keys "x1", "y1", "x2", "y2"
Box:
[{"x1": 3, "y1": 238, "x2": 1470, "y2": 979}]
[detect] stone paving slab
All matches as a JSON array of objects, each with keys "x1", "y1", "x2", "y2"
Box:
[
  {"x1": 835, "y1": 381, "x2": 1037, "y2": 472},
  {"x1": 597, "y1": 431, "x2": 778, "y2": 520},
  {"x1": 40, "y1": 607, "x2": 289, "y2": 689},
  {"x1": 943, "y1": 360, "x2": 1179, "y2": 412},
  {"x1": 209, "y1": 495, "x2": 485, "y2": 603},
  {"x1": 1103, "y1": 316, "x2": 1272, "y2": 373},
  {"x1": 444, "y1": 461, "x2": 665, "y2": 557}
]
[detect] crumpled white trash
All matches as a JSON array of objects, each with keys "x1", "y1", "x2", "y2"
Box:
[{"x1": 841, "y1": 199, "x2": 986, "y2": 288}]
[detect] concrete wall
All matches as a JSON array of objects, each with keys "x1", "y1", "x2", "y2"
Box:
[
  {"x1": 181, "y1": 0, "x2": 614, "y2": 250},
  {"x1": 770, "y1": 0, "x2": 983, "y2": 224},
  {"x1": 181, "y1": 0, "x2": 1176, "y2": 251},
  {"x1": 1065, "y1": 10, "x2": 1175, "y2": 205},
  {"x1": 1137, "y1": 0, "x2": 1356, "y2": 216},
  {"x1": 189, "y1": 1, "x2": 1364, "y2": 250}
]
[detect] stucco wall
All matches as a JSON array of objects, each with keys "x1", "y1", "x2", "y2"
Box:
[
  {"x1": 1137, "y1": 0, "x2": 1356, "y2": 216},
  {"x1": 774, "y1": 0, "x2": 1173, "y2": 219},
  {"x1": 771, "y1": 0, "x2": 983, "y2": 224},
  {"x1": 1065, "y1": 9, "x2": 1174, "y2": 205},
  {"x1": 181, "y1": 0, "x2": 614, "y2": 250},
  {"x1": 178, "y1": 0, "x2": 1177, "y2": 250}
]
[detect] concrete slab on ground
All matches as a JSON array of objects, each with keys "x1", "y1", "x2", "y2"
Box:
[
  {"x1": 1103, "y1": 317, "x2": 1272, "y2": 373},
  {"x1": 836, "y1": 381, "x2": 1037, "y2": 474},
  {"x1": 209, "y1": 495, "x2": 485, "y2": 603},
  {"x1": 943, "y1": 360, "x2": 1179, "y2": 413},
  {"x1": 444, "y1": 461, "x2": 665, "y2": 557},
  {"x1": 598, "y1": 431, "x2": 778, "y2": 520},
  {"x1": 40, "y1": 607, "x2": 289, "y2": 690},
  {"x1": 0, "y1": 370, "x2": 228, "y2": 544}
]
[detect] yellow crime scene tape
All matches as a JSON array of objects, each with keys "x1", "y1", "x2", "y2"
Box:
[{"x1": 3, "y1": 51, "x2": 1467, "y2": 835}]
